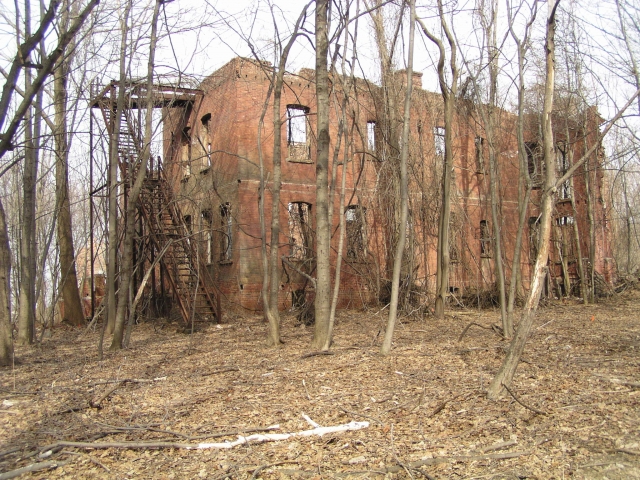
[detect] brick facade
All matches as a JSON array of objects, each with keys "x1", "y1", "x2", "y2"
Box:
[{"x1": 163, "y1": 57, "x2": 612, "y2": 313}]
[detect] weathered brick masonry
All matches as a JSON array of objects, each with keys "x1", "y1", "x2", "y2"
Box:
[{"x1": 163, "y1": 57, "x2": 612, "y2": 313}]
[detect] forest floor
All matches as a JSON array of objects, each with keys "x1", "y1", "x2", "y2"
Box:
[{"x1": 1, "y1": 289, "x2": 639, "y2": 479}]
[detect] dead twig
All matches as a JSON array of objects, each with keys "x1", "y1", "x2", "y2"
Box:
[
  {"x1": 616, "y1": 448, "x2": 640, "y2": 456},
  {"x1": 300, "y1": 351, "x2": 335, "y2": 359},
  {"x1": 90, "y1": 381, "x2": 125, "y2": 408},
  {"x1": 502, "y1": 383, "x2": 548, "y2": 416},
  {"x1": 480, "y1": 439, "x2": 518, "y2": 453},
  {"x1": 429, "y1": 393, "x2": 462, "y2": 417},
  {"x1": 458, "y1": 322, "x2": 503, "y2": 342},
  {"x1": 338, "y1": 406, "x2": 384, "y2": 426},
  {"x1": 201, "y1": 366, "x2": 239, "y2": 376},
  {"x1": 0, "y1": 460, "x2": 69, "y2": 480},
  {"x1": 249, "y1": 461, "x2": 300, "y2": 479}
]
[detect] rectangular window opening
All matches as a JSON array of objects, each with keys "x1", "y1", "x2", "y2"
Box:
[
  {"x1": 367, "y1": 121, "x2": 376, "y2": 152},
  {"x1": 449, "y1": 212, "x2": 459, "y2": 263},
  {"x1": 288, "y1": 202, "x2": 312, "y2": 260},
  {"x1": 528, "y1": 216, "x2": 540, "y2": 263},
  {"x1": 557, "y1": 145, "x2": 571, "y2": 200},
  {"x1": 475, "y1": 136, "x2": 485, "y2": 173},
  {"x1": 181, "y1": 141, "x2": 191, "y2": 179},
  {"x1": 480, "y1": 220, "x2": 492, "y2": 258},
  {"x1": 434, "y1": 126, "x2": 445, "y2": 158},
  {"x1": 525, "y1": 142, "x2": 543, "y2": 187},
  {"x1": 200, "y1": 113, "x2": 212, "y2": 171},
  {"x1": 346, "y1": 205, "x2": 366, "y2": 260},
  {"x1": 287, "y1": 105, "x2": 311, "y2": 163},
  {"x1": 201, "y1": 209, "x2": 213, "y2": 264},
  {"x1": 220, "y1": 203, "x2": 233, "y2": 263}
]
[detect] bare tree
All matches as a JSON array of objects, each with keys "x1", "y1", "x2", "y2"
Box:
[
  {"x1": 54, "y1": 0, "x2": 85, "y2": 326},
  {"x1": 487, "y1": 0, "x2": 561, "y2": 400},
  {"x1": 381, "y1": 0, "x2": 415, "y2": 356},
  {"x1": 16, "y1": 0, "x2": 39, "y2": 345},
  {"x1": 417, "y1": 0, "x2": 458, "y2": 320},
  {"x1": 110, "y1": 0, "x2": 162, "y2": 350},
  {"x1": 312, "y1": 0, "x2": 331, "y2": 350}
]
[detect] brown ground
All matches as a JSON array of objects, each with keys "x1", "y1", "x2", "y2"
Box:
[{"x1": 1, "y1": 290, "x2": 639, "y2": 479}]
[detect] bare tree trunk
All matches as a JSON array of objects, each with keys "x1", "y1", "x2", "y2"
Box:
[
  {"x1": 325, "y1": 7, "x2": 359, "y2": 351},
  {"x1": 312, "y1": 0, "x2": 331, "y2": 350},
  {"x1": 106, "y1": 2, "x2": 131, "y2": 336},
  {"x1": 484, "y1": 0, "x2": 508, "y2": 335},
  {"x1": 381, "y1": 0, "x2": 415, "y2": 356},
  {"x1": 110, "y1": 0, "x2": 161, "y2": 350},
  {"x1": 487, "y1": 0, "x2": 560, "y2": 400},
  {"x1": 584, "y1": 139, "x2": 596, "y2": 301},
  {"x1": 265, "y1": 5, "x2": 309, "y2": 347},
  {"x1": 505, "y1": 0, "x2": 537, "y2": 331},
  {"x1": 54, "y1": 0, "x2": 84, "y2": 326},
  {"x1": 17, "y1": 0, "x2": 37, "y2": 345},
  {"x1": 417, "y1": 1, "x2": 458, "y2": 320},
  {"x1": 0, "y1": 201, "x2": 12, "y2": 365}
]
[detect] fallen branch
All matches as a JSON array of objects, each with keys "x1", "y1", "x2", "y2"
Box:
[
  {"x1": 300, "y1": 351, "x2": 335, "y2": 359},
  {"x1": 616, "y1": 448, "x2": 640, "y2": 456},
  {"x1": 0, "y1": 460, "x2": 69, "y2": 480},
  {"x1": 90, "y1": 377, "x2": 167, "y2": 386},
  {"x1": 429, "y1": 394, "x2": 462, "y2": 417},
  {"x1": 502, "y1": 383, "x2": 548, "y2": 416},
  {"x1": 90, "y1": 381, "x2": 124, "y2": 408},
  {"x1": 480, "y1": 439, "x2": 518, "y2": 453},
  {"x1": 36, "y1": 421, "x2": 369, "y2": 453},
  {"x1": 201, "y1": 366, "x2": 239, "y2": 376},
  {"x1": 458, "y1": 322, "x2": 503, "y2": 342},
  {"x1": 338, "y1": 406, "x2": 384, "y2": 426}
]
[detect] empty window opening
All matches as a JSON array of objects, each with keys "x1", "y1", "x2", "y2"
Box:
[
  {"x1": 528, "y1": 216, "x2": 540, "y2": 263},
  {"x1": 525, "y1": 142, "x2": 543, "y2": 187},
  {"x1": 287, "y1": 105, "x2": 308, "y2": 144},
  {"x1": 181, "y1": 141, "x2": 191, "y2": 179},
  {"x1": 220, "y1": 203, "x2": 232, "y2": 263},
  {"x1": 367, "y1": 121, "x2": 376, "y2": 151},
  {"x1": 183, "y1": 215, "x2": 192, "y2": 236},
  {"x1": 434, "y1": 126, "x2": 445, "y2": 158},
  {"x1": 475, "y1": 136, "x2": 485, "y2": 173},
  {"x1": 287, "y1": 105, "x2": 311, "y2": 162},
  {"x1": 200, "y1": 113, "x2": 212, "y2": 170},
  {"x1": 557, "y1": 145, "x2": 571, "y2": 199},
  {"x1": 201, "y1": 209, "x2": 213, "y2": 264},
  {"x1": 556, "y1": 216, "x2": 576, "y2": 260},
  {"x1": 557, "y1": 215, "x2": 574, "y2": 226},
  {"x1": 346, "y1": 205, "x2": 366, "y2": 260},
  {"x1": 288, "y1": 202, "x2": 312, "y2": 260},
  {"x1": 480, "y1": 220, "x2": 491, "y2": 258}
]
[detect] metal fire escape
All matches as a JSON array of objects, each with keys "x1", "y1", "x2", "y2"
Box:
[{"x1": 91, "y1": 81, "x2": 221, "y2": 324}]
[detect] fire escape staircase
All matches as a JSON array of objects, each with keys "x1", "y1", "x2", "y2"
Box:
[
  {"x1": 96, "y1": 84, "x2": 221, "y2": 325},
  {"x1": 138, "y1": 169, "x2": 221, "y2": 324}
]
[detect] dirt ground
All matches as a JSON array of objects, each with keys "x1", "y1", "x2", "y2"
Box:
[{"x1": 1, "y1": 290, "x2": 639, "y2": 479}]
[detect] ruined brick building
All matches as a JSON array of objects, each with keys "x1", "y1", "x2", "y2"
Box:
[{"x1": 156, "y1": 57, "x2": 611, "y2": 315}]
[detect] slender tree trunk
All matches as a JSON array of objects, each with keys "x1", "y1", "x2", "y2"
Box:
[
  {"x1": 0, "y1": 201, "x2": 12, "y2": 365},
  {"x1": 17, "y1": 0, "x2": 36, "y2": 345},
  {"x1": 312, "y1": 0, "x2": 331, "y2": 350},
  {"x1": 505, "y1": 0, "x2": 537, "y2": 334},
  {"x1": 584, "y1": 140, "x2": 596, "y2": 301},
  {"x1": 487, "y1": 0, "x2": 560, "y2": 400},
  {"x1": 106, "y1": 2, "x2": 131, "y2": 336},
  {"x1": 381, "y1": 0, "x2": 415, "y2": 355},
  {"x1": 417, "y1": 2, "x2": 458, "y2": 319},
  {"x1": 325, "y1": 9, "x2": 359, "y2": 352},
  {"x1": 484, "y1": 0, "x2": 508, "y2": 335},
  {"x1": 54, "y1": 0, "x2": 84, "y2": 326},
  {"x1": 110, "y1": 0, "x2": 161, "y2": 350}
]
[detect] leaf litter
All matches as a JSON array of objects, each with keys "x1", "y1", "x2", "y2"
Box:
[{"x1": 1, "y1": 290, "x2": 639, "y2": 479}]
